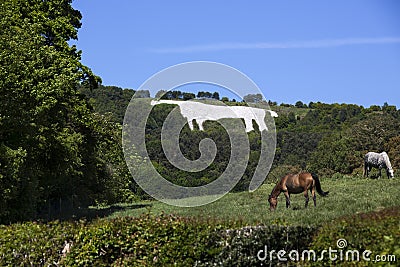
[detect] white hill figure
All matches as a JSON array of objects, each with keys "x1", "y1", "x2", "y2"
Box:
[{"x1": 151, "y1": 100, "x2": 278, "y2": 132}]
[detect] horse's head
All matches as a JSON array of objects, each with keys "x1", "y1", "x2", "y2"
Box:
[
  {"x1": 268, "y1": 194, "x2": 277, "y2": 211},
  {"x1": 388, "y1": 168, "x2": 394, "y2": 178}
]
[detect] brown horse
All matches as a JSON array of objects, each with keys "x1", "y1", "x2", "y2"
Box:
[{"x1": 268, "y1": 172, "x2": 329, "y2": 211}]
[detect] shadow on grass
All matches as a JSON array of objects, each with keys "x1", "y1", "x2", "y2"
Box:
[
  {"x1": 368, "y1": 174, "x2": 392, "y2": 179},
  {"x1": 37, "y1": 203, "x2": 153, "y2": 222}
]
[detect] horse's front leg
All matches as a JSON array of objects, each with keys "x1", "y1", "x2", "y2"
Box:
[
  {"x1": 284, "y1": 191, "x2": 290, "y2": 208},
  {"x1": 304, "y1": 191, "x2": 309, "y2": 208},
  {"x1": 378, "y1": 168, "x2": 382, "y2": 179}
]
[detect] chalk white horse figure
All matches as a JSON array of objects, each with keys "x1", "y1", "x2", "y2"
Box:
[
  {"x1": 363, "y1": 152, "x2": 394, "y2": 178},
  {"x1": 150, "y1": 100, "x2": 278, "y2": 132}
]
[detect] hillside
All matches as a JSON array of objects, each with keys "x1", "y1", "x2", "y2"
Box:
[{"x1": 81, "y1": 86, "x2": 400, "y2": 188}]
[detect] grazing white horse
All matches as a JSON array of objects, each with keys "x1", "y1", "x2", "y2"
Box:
[{"x1": 363, "y1": 152, "x2": 394, "y2": 178}]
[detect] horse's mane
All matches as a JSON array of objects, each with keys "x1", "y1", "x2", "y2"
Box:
[{"x1": 380, "y1": 152, "x2": 393, "y2": 170}]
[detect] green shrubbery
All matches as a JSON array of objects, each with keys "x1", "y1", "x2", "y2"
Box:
[
  {"x1": 0, "y1": 220, "x2": 82, "y2": 266},
  {"x1": 197, "y1": 225, "x2": 316, "y2": 266},
  {"x1": 2, "y1": 207, "x2": 397, "y2": 266},
  {"x1": 64, "y1": 215, "x2": 221, "y2": 266},
  {"x1": 309, "y1": 207, "x2": 400, "y2": 266},
  {"x1": 0, "y1": 215, "x2": 314, "y2": 266},
  {"x1": 0, "y1": 215, "x2": 223, "y2": 266}
]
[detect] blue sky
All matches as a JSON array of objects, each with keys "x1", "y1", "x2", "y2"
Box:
[{"x1": 72, "y1": 0, "x2": 400, "y2": 107}]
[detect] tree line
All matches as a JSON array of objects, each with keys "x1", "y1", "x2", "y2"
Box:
[{"x1": 82, "y1": 83, "x2": 400, "y2": 191}]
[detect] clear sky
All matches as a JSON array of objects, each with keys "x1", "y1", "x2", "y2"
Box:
[{"x1": 71, "y1": 0, "x2": 400, "y2": 107}]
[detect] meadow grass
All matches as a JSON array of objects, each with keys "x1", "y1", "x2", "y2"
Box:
[{"x1": 105, "y1": 175, "x2": 400, "y2": 226}]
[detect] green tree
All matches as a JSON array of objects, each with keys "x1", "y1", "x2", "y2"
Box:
[
  {"x1": 79, "y1": 85, "x2": 135, "y2": 123},
  {"x1": 307, "y1": 133, "x2": 359, "y2": 175},
  {"x1": 295, "y1": 101, "x2": 306, "y2": 108},
  {"x1": 183, "y1": 92, "x2": 196, "y2": 100},
  {"x1": 212, "y1": 91, "x2": 220, "y2": 100},
  {"x1": 134, "y1": 89, "x2": 150, "y2": 98},
  {"x1": 0, "y1": 0, "x2": 131, "y2": 222},
  {"x1": 243, "y1": 93, "x2": 263, "y2": 103},
  {"x1": 349, "y1": 113, "x2": 400, "y2": 153},
  {"x1": 197, "y1": 91, "x2": 213, "y2": 99},
  {"x1": 385, "y1": 136, "x2": 400, "y2": 170},
  {"x1": 155, "y1": 89, "x2": 167, "y2": 99}
]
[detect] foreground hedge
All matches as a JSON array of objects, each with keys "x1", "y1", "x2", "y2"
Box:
[
  {"x1": 0, "y1": 207, "x2": 398, "y2": 266},
  {"x1": 0, "y1": 214, "x2": 314, "y2": 266},
  {"x1": 309, "y1": 207, "x2": 400, "y2": 266},
  {"x1": 64, "y1": 215, "x2": 220, "y2": 266},
  {"x1": 0, "y1": 220, "x2": 82, "y2": 265},
  {"x1": 0, "y1": 215, "x2": 220, "y2": 266},
  {"x1": 196, "y1": 225, "x2": 316, "y2": 266}
]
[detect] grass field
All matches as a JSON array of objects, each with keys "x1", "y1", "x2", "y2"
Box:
[{"x1": 105, "y1": 175, "x2": 400, "y2": 226}]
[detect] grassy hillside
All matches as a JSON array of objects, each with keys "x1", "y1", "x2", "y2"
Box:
[{"x1": 104, "y1": 175, "x2": 400, "y2": 226}]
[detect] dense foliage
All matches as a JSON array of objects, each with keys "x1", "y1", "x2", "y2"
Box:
[
  {"x1": 309, "y1": 207, "x2": 400, "y2": 266},
  {"x1": 0, "y1": 214, "x2": 225, "y2": 266},
  {"x1": 82, "y1": 83, "x2": 400, "y2": 191},
  {"x1": 1, "y1": 207, "x2": 398, "y2": 266},
  {"x1": 150, "y1": 101, "x2": 400, "y2": 187},
  {"x1": 79, "y1": 85, "x2": 135, "y2": 123},
  {"x1": 0, "y1": 0, "x2": 133, "y2": 223}
]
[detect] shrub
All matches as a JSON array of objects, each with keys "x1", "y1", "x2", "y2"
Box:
[
  {"x1": 1, "y1": 208, "x2": 398, "y2": 266},
  {"x1": 197, "y1": 225, "x2": 316, "y2": 266},
  {"x1": 308, "y1": 207, "x2": 400, "y2": 266},
  {"x1": 64, "y1": 214, "x2": 223, "y2": 266},
  {"x1": 0, "y1": 220, "x2": 83, "y2": 266}
]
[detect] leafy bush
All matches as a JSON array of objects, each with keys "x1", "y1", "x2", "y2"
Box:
[
  {"x1": 307, "y1": 133, "x2": 360, "y2": 175},
  {"x1": 0, "y1": 220, "x2": 83, "y2": 266},
  {"x1": 1, "y1": 208, "x2": 399, "y2": 266},
  {"x1": 64, "y1": 214, "x2": 220, "y2": 266},
  {"x1": 309, "y1": 207, "x2": 400, "y2": 266},
  {"x1": 0, "y1": 215, "x2": 221, "y2": 266},
  {"x1": 197, "y1": 225, "x2": 316, "y2": 266},
  {"x1": 0, "y1": 214, "x2": 315, "y2": 266}
]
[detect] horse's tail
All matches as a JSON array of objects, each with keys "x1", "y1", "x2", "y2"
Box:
[{"x1": 311, "y1": 173, "x2": 329, "y2": 197}]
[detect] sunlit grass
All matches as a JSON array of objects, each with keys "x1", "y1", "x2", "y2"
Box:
[{"x1": 105, "y1": 175, "x2": 400, "y2": 226}]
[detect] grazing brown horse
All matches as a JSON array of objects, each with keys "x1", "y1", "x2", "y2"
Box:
[{"x1": 268, "y1": 172, "x2": 329, "y2": 211}]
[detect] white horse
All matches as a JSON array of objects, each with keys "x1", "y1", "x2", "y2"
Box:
[{"x1": 363, "y1": 152, "x2": 394, "y2": 178}]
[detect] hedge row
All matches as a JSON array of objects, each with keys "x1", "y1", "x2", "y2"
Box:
[
  {"x1": 0, "y1": 215, "x2": 220, "y2": 266},
  {"x1": 196, "y1": 225, "x2": 316, "y2": 266},
  {"x1": 309, "y1": 207, "x2": 400, "y2": 266},
  {"x1": 0, "y1": 220, "x2": 82, "y2": 266},
  {"x1": 0, "y1": 208, "x2": 398, "y2": 266}
]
